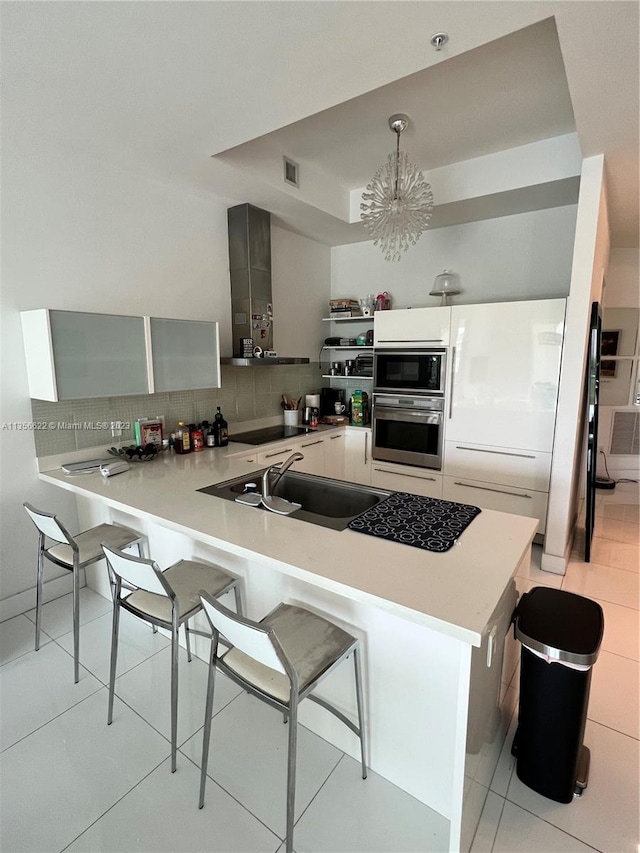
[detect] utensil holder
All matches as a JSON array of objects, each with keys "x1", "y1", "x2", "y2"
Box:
[{"x1": 284, "y1": 409, "x2": 299, "y2": 427}]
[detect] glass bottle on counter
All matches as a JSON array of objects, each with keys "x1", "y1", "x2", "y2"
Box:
[
  {"x1": 205, "y1": 421, "x2": 216, "y2": 448},
  {"x1": 214, "y1": 406, "x2": 228, "y2": 447},
  {"x1": 174, "y1": 421, "x2": 191, "y2": 454},
  {"x1": 191, "y1": 423, "x2": 204, "y2": 452}
]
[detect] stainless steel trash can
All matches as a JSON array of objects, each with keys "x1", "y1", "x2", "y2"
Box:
[{"x1": 511, "y1": 586, "x2": 604, "y2": 803}]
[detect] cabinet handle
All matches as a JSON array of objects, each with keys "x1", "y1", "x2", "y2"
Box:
[
  {"x1": 378, "y1": 338, "x2": 443, "y2": 343},
  {"x1": 330, "y1": 434, "x2": 343, "y2": 440},
  {"x1": 448, "y1": 346, "x2": 456, "y2": 419},
  {"x1": 264, "y1": 447, "x2": 294, "y2": 459},
  {"x1": 364, "y1": 432, "x2": 368, "y2": 464},
  {"x1": 455, "y1": 446, "x2": 536, "y2": 460},
  {"x1": 453, "y1": 481, "x2": 532, "y2": 499},
  {"x1": 301, "y1": 440, "x2": 323, "y2": 448},
  {"x1": 374, "y1": 467, "x2": 436, "y2": 482}
]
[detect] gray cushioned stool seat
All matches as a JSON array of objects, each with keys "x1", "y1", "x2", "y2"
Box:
[
  {"x1": 47, "y1": 523, "x2": 141, "y2": 566},
  {"x1": 223, "y1": 603, "x2": 356, "y2": 703},
  {"x1": 125, "y1": 560, "x2": 236, "y2": 623}
]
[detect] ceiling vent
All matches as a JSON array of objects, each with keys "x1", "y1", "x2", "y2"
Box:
[
  {"x1": 283, "y1": 156, "x2": 299, "y2": 188},
  {"x1": 609, "y1": 410, "x2": 640, "y2": 455}
]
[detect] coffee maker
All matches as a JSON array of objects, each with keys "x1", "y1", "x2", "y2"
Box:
[{"x1": 320, "y1": 387, "x2": 345, "y2": 417}]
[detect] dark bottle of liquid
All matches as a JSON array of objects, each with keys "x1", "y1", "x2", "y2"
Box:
[
  {"x1": 205, "y1": 421, "x2": 216, "y2": 448},
  {"x1": 214, "y1": 406, "x2": 228, "y2": 447}
]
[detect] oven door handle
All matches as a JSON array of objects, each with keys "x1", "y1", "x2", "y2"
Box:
[{"x1": 374, "y1": 408, "x2": 442, "y2": 424}]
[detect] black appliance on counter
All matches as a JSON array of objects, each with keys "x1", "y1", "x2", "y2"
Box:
[{"x1": 320, "y1": 387, "x2": 345, "y2": 417}]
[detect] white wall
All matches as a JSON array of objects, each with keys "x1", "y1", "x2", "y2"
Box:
[
  {"x1": 0, "y1": 144, "x2": 329, "y2": 616},
  {"x1": 331, "y1": 205, "x2": 578, "y2": 305},
  {"x1": 543, "y1": 156, "x2": 610, "y2": 573},
  {"x1": 598, "y1": 247, "x2": 640, "y2": 480},
  {"x1": 604, "y1": 249, "x2": 640, "y2": 308},
  {"x1": 272, "y1": 226, "x2": 331, "y2": 359}
]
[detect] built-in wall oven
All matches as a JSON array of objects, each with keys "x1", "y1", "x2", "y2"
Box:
[
  {"x1": 372, "y1": 348, "x2": 447, "y2": 470},
  {"x1": 372, "y1": 394, "x2": 444, "y2": 470}
]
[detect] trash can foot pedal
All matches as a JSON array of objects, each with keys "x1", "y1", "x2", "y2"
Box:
[{"x1": 574, "y1": 746, "x2": 591, "y2": 797}]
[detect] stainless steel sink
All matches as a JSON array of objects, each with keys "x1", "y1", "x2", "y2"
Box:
[{"x1": 198, "y1": 470, "x2": 392, "y2": 531}]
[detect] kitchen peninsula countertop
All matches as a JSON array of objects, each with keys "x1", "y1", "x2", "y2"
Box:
[{"x1": 39, "y1": 443, "x2": 537, "y2": 647}]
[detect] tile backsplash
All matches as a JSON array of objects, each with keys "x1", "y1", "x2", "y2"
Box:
[{"x1": 30, "y1": 363, "x2": 322, "y2": 457}]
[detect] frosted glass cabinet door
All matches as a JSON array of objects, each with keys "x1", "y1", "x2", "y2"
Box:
[
  {"x1": 49, "y1": 310, "x2": 148, "y2": 399},
  {"x1": 447, "y1": 299, "x2": 566, "y2": 451},
  {"x1": 150, "y1": 318, "x2": 220, "y2": 392}
]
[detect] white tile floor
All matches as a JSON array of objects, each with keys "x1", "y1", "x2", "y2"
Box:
[{"x1": 1, "y1": 489, "x2": 638, "y2": 853}]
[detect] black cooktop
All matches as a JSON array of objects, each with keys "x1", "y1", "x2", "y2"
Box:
[{"x1": 229, "y1": 425, "x2": 315, "y2": 446}]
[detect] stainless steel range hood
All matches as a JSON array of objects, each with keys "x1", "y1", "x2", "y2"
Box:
[{"x1": 221, "y1": 203, "x2": 309, "y2": 367}]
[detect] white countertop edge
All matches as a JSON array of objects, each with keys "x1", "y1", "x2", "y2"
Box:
[{"x1": 39, "y1": 467, "x2": 493, "y2": 646}]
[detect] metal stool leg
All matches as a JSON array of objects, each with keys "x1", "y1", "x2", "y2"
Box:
[
  {"x1": 72, "y1": 555, "x2": 80, "y2": 684},
  {"x1": 353, "y1": 646, "x2": 368, "y2": 779},
  {"x1": 285, "y1": 696, "x2": 299, "y2": 853},
  {"x1": 199, "y1": 639, "x2": 218, "y2": 808},
  {"x1": 107, "y1": 587, "x2": 121, "y2": 725},
  {"x1": 35, "y1": 533, "x2": 45, "y2": 652},
  {"x1": 233, "y1": 583, "x2": 243, "y2": 616},
  {"x1": 185, "y1": 618, "x2": 192, "y2": 662},
  {"x1": 170, "y1": 606, "x2": 179, "y2": 772}
]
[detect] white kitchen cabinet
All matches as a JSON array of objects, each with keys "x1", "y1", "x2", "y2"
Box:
[
  {"x1": 148, "y1": 317, "x2": 220, "y2": 392},
  {"x1": 344, "y1": 427, "x2": 371, "y2": 485},
  {"x1": 447, "y1": 299, "x2": 565, "y2": 451},
  {"x1": 229, "y1": 449, "x2": 259, "y2": 465},
  {"x1": 257, "y1": 444, "x2": 302, "y2": 467},
  {"x1": 296, "y1": 435, "x2": 326, "y2": 476},
  {"x1": 444, "y1": 441, "x2": 552, "y2": 492},
  {"x1": 443, "y1": 299, "x2": 564, "y2": 535},
  {"x1": 374, "y1": 307, "x2": 451, "y2": 347},
  {"x1": 370, "y1": 462, "x2": 443, "y2": 498},
  {"x1": 324, "y1": 431, "x2": 346, "y2": 480},
  {"x1": 20, "y1": 309, "x2": 149, "y2": 401},
  {"x1": 442, "y1": 475, "x2": 548, "y2": 535}
]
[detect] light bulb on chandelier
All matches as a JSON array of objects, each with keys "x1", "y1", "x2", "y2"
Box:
[{"x1": 360, "y1": 114, "x2": 434, "y2": 262}]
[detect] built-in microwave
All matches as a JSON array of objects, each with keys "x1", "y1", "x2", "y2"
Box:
[{"x1": 373, "y1": 348, "x2": 446, "y2": 396}]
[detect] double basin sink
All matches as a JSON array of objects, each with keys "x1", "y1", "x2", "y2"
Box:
[{"x1": 199, "y1": 469, "x2": 391, "y2": 531}]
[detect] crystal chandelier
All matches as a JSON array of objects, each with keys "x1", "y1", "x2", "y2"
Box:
[{"x1": 360, "y1": 114, "x2": 434, "y2": 262}]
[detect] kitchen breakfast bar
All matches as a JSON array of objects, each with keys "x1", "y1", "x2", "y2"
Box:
[{"x1": 39, "y1": 443, "x2": 537, "y2": 852}]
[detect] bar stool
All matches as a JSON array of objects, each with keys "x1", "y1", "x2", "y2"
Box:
[
  {"x1": 198, "y1": 592, "x2": 367, "y2": 853},
  {"x1": 102, "y1": 544, "x2": 242, "y2": 773},
  {"x1": 23, "y1": 502, "x2": 144, "y2": 684}
]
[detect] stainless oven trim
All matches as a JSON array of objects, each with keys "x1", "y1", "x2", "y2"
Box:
[{"x1": 372, "y1": 398, "x2": 444, "y2": 470}]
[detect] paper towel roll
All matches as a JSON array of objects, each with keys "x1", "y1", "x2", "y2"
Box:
[{"x1": 305, "y1": 394, "x2": 320, "y2": 408}]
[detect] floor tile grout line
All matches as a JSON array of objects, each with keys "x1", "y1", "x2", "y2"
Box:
[
  {"x1": 293, "y1": 751, "x2": 345, "y2": 829},
  {"x1": 58, "y1": 753, "x2": 170, "y2": 853},
  {"x1": 176, "y1": 744, "x2": 286, "y2": 845},
  {"x1": 0, "y1": 682, "x2": 105, "y2": 755},
  {"x1": 584, "y1": 715, "x2": 640, "y2": 743},
  {"x1": 500, "y1": 796, "x2": 604, "y2": 853},
  {"x1": 596, "y1": 645, "x2": 640, "y2": 665},
  {"x1": 487, "y1": 790, "x2": 507, "y2": 853}
]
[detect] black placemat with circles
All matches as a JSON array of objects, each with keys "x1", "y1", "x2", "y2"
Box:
[{"x1": 348, "y1": 493, "x2": 482, "y2": 552}]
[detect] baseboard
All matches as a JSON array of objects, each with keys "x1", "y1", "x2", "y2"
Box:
[
  {"x1": 540, "y1": 533, "x2": 574, "y2": 574},
  {"x1": 0, "y1": 572, "x2": 82, "y2": 623}
]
